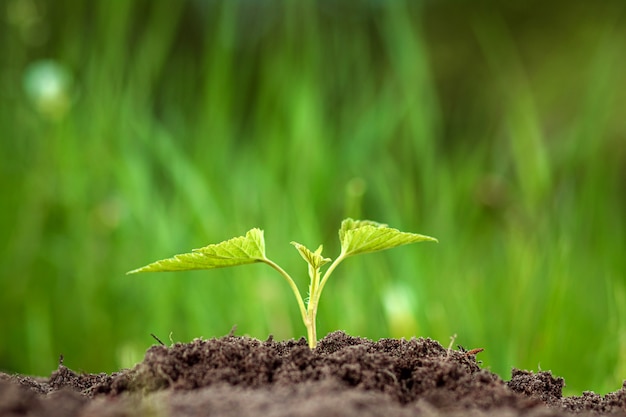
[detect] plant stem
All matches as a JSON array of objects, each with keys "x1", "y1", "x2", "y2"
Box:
[
  {"x1": 317, "y1": 252, "x2": 347, "y2": 300},
  {"x1": 260, "y1": 258, "x2": 309, "y2": 334},
  {"x1": 262, "y1": 253, "x2": 348, "y2": 350},
  {"x1": 306, "y1": 315, "x2": 316, "y2": 349},
  {"x1": 305, "y1": 265, "x2": 321, "y2": 349},
  {"x1": 304, "y1": 253, "x2": 348, "y2": 349}
]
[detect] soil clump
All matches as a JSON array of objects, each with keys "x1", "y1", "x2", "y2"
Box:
[{"x1": 1, "y1": 331, "x2": 625, "y2": 416}]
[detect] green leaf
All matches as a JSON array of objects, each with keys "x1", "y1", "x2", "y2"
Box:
[
  {"x1": 290, "y1": 242, "x2": 331, "y2": 270},
  {"x1": 339, "y1": 218, "x2": 437, "y2": 257},
  {"x1": 127, "y1": 228, "x2": 267, "y2": 274}
]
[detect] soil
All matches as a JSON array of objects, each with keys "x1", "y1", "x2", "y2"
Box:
[{"x1": 1, "y1": 331, "x2": 625, "y2": 417}]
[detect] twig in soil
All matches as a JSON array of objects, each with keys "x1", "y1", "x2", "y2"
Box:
[
  {"x1": 458, "y1": 345, "x2": 485, "y2": 356},
  {"x1": 446, "y1": 334, "x2": 457, "y2": 360},
  {"x1": 458, "y1": 345, "x2": 485, "y2": 366},
  {"x1": 151, "y1": 333, "x2": 166, "y2": 346}
]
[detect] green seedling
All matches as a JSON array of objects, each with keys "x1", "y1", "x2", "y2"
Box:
[{"x1": 128, "y1": 218, "x2": 437, "y2": 348}]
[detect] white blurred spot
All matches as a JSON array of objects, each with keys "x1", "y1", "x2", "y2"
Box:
[
  {"x1": 116, "y1": 342, "x2": 144, "y2": 370},
  {"x1": 23, "y1": 60, "x2": 73, "y2": 120},
  {"x1": 383, "y1": 283, "x2": 419, "y2": 337}
]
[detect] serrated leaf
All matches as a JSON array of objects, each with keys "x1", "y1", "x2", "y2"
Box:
[
  {"x1": 291, "y1": 242, "x2": 331, "y2": 270},
  {"x1": 339, "y1": 218, "x2": 437, "y2": 257},
  {"x1": 127, "y1": 228, "x2": 267, "y2": 274}
]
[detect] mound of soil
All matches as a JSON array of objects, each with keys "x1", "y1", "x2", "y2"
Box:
[{"x1": 1, "y1": 331, "x2": 625, "y2": 416}]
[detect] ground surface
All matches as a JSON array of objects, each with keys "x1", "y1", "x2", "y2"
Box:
[{"x1": 1, "y1": 331, "x2": 625, "y2": 416}]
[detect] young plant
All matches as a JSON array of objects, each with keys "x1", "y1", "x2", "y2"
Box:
[{"x1": 128, "y1": 218, "x2": 437, "y2": 348}]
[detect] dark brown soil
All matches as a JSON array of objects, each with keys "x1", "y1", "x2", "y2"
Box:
[{"x1": 1, "y1": 331, "x2": 625, "y2": 416}]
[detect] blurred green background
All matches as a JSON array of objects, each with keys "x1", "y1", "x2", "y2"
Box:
[{"x1": 1, "y1": 0, "x2": 625, "y2": 396}]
